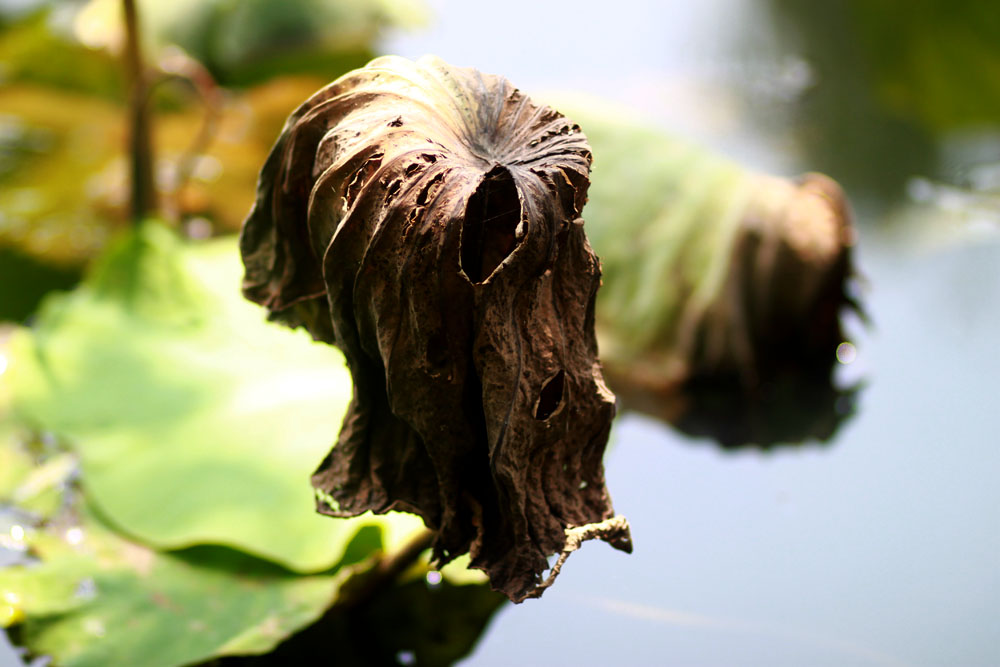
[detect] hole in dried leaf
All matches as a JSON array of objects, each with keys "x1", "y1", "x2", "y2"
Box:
[
  {"x1": 417, "y1": 173, "x2": 444, "y2": 206},
  {"x1": 384, "y1": 178, "x2": 402, "y2": 202},
  {"x1": 405, "y1": 206, "x2": 424, "y2": 229},
  {"x1": 345, "y1": 153, "x2": 383, "y2": 207},
  {"x1": 461, "y1": 166, "x2": 522, "y2": 283},
  {"x1": 534, "y1": 370, "x2": 565, "y2": 420}
]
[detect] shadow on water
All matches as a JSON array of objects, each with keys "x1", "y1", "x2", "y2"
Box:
[{"x1": 203, "y1": 576, "x2": 506, "y2": 667}]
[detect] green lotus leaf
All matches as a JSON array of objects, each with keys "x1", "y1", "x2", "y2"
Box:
[
  {"x1": 0, "y1": 505, "x2": 351, "y2": 666},
  {"x1": 0, "y1": 430, "x2": 33, "y2": 501},
  {"x1": 7, "y1": 223, "x2": 424, "y2": 571}
]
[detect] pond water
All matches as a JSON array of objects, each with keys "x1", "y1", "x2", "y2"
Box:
[
  {"x1": 2, "y1": 1, "x2": 998, "y2": 665},
  {"x1": 453, "y1": 233, "x2": 1000, "y2": 666},
  {"x1": 385, "y1": 1, "x2": 1000, "y2": 665}
]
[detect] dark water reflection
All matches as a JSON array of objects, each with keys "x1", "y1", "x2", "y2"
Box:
[
  {"x1": 386, "y1": 1, "x2": 1000, "y2": 664},
  {"x1": 750, "y1": 2, "x2": 941, "y2": 210},
  {"x1": 665, "y1": 372, "x2": 860, "y2": 450}
]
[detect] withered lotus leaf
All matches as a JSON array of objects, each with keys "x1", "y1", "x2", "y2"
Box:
[{"x1": 239, "y1": 56, "x2": 631, "y2": 601}]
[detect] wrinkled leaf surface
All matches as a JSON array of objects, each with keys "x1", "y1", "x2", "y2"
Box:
[{"x1": 241, "y1": 56, "x2": 629, "y2": 601}]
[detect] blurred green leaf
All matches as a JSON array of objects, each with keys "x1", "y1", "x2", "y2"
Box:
[
  {"x1": 0, "y1": 365, "x2": 34, "y2": 501},
  {"x1": 7, "y1": 223, "x2": 424, "y2": 572},
  {"x1": 0, "y1": 10, "x2": 123, "y2": 100},
  {"x1": 0, "y1": 428, "x2": 34, "y2": 500},
  {"x1": 3, "y1": 451, "x2": 75, "y2": 519},
  {"x1": 847, "y1": 0, "x2": 1000, "y2": 133},
  {"x1": 1, "y1": 505, "x2": 349, "y2": 666}
]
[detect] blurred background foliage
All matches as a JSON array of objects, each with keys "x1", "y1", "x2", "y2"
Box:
[
  {"x1": 1, "y1": 0, "x2": 998, "y2": 319},
  {"x1": 1, "y1": 0, "x2": 999, "y2": 664},
  {"x1": 0, "y1": 0, "x2": 426, "y2": 321},
  {"x1": 757, "y1": 0, "x2": 1000, "y2": 208}
]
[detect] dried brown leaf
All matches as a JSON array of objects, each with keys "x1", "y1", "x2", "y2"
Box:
[{"x1": 239, "y1": 56, "x2": 630, "y2": 602}]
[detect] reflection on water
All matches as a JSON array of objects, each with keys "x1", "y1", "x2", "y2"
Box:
[
  {"x1": 662, "y1": 368, "x2": 861, "y2": 450},
  {"x1": 758, "y1": 0, "x2": 1000, "y2": 213},
  {"x1": 208, "y1": 574, "x2": 506, "y2": 667},
  {"x1": 387, "y1": 1, "x2": 1000, "y2": 665}
]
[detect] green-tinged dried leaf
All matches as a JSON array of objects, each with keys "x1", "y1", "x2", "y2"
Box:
[
  {"x1": 7, "y1": 223, "x2": 424, "y2": 571},
  {"x1": 241, "y1": 56, "x2": 630, "y2": 602},
  {"x1": 0, "y1": 505, "x2": 352, "y2": 666},
  {"x1": 555, "y1": 98, "x2": 859, "y2": 447}
]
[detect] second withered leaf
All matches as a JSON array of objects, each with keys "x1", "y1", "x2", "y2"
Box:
[{"x1": 239, "y1": 56, "x2": 631, "y2": 602}]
